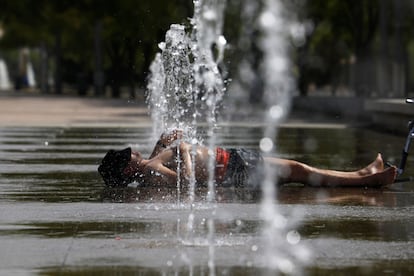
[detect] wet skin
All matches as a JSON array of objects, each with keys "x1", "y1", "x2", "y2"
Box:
[{"x1": 124, "y1": 143, "x2": 211, "y2": 187}]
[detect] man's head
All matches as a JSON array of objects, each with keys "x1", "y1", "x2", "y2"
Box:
[{"x1": 98, "y1": 147, "x2": 134, "y2": 187}]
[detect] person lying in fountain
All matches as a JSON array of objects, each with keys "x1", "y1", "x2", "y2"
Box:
[{"x1": 98, "y1": 130, "x2": 397, "y2": 189}]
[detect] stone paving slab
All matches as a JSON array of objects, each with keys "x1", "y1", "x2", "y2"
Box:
[{"x1": 0, "y1": 93, "x2": 152, "y2": 127}]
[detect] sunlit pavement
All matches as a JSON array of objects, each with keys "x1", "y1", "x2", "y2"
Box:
[
  {"x1": 0, "y1": 93, "x2": 152, "y2": 127},
  {"x1": 0, "y1": 92, "x2": 354, "y2": 128}
]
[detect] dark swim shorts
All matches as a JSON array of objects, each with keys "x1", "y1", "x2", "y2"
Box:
[{"x1": 220, "y1": 148, "x2": 264, "y2": 190}]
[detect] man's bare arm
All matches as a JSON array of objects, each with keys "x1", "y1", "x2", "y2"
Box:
[
  {"x1": 149, "y1": 130, "x2": 183, "y2": 159},
  {"x1": 178, "y1": 142, "x2": 193, "y2": 184},
  {"x1": 143, "y1": 162, "x2": 178, "y2": 186}
]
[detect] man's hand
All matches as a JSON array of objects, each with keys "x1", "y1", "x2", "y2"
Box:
[
  {"x1": 150, "y1": 129, "x2": 184, "y2": 159},
  {"x1": 159, "y1": 129, "x2": 183, "y2": 147}
]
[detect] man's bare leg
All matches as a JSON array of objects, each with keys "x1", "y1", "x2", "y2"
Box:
[{"x1": 264, "y1": 155, "x2": 397, "y2": 187}]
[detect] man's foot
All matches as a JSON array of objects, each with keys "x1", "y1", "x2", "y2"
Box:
[
  {"x1": 373, "y1": 166, "x2": 397, "y2": 186},
  {"x1": 357, "y1": 153, "x2": 385, "y2": 176}
]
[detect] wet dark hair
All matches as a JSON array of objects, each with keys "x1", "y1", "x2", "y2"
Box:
[{"x1": 98, "y1": 147, "x2": 132, "y2": 187}]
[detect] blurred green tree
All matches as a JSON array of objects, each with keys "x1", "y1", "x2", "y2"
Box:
[
  {"x1": 298, "y1": 0, "x2": 414, "y2": 97},
  {"x1": 298, "y1": 0, "x2": 379, "y2": 96},
  {"x1": 2, "y1": 0, "x2": 414, "y2": 98},
  {"x1": 0, "y1": 0, "x2": 192, "y2": 97}
]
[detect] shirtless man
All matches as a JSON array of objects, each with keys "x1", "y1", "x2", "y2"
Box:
[{"x1": 98, "y1": 130, "x2": 397, "y2": 188}]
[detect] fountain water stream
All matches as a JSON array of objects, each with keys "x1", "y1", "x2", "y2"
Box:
[
  {"x1": 147, "y1": 0, "x2": 227, "y2": 202},
  {"x1": 146, "y1": 1, "x2": 227, "y2": 274},
  {"x1": 256, "y1": 0, "x2": 310, "y2": 273},
  {"x1": 146, "y1": 0, "x2": 309, "y2": 273}
]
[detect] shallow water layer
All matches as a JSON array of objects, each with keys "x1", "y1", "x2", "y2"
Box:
[{"x1": 0, "y1": 125, "x2": 413, "y2": 275}]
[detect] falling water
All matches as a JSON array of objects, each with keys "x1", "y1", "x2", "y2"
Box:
[
  {"x1": 192, "y1": 0, "x2": 227, "y2": 204},
  {"x1": 0, "y1": 59, "x2": 12, "y2": 90},
  {"x1": 146, "y1": 1, "x2": 227, "y2": 274},
  {"x1": 146, "y1": 0, "x2": 227, "y2": 201},
  {"x1": 256, "y1": 0, "x2": 310, "y2": 273},
  {"x1": 146, "y1": 0, "x2": 310, "y2": 273}
]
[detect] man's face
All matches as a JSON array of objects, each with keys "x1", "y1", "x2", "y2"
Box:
[
  {"x1": 130, "y1": 150, "x2": 142, "y2": 162},
  {"x1": 123, "y1": 151, "x2": 143, "y2": 176}
]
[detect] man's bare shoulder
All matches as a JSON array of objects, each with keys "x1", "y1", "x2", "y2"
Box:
[{"x1": 148, "y1": 147, "x2": 177, "y2": 163}]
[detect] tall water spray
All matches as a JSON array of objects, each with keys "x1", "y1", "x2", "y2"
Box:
[
  {"x1": 256, "y1": 0, "x2": 310, "y2": 273},
  {"x1": 147, "y1": 0, "x2": 310, "y2": 273},
  {"x1": 147, "y1": 1, "x2": 226, "y2": 134},
  {"x1": 146, "y1": 0, "x2": 227, "y2": 202},
  {"x1": 146, "y1": 1, "x2": 227, "y2": 274}
]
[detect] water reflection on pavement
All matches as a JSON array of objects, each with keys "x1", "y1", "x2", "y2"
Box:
[{"x1": 0, "y1": 126, "x2": 413, "y2": 275}]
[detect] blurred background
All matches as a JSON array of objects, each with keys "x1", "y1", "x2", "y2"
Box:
[{"x1": 0, "y1": 0, "x2": 413, "y2": 102}]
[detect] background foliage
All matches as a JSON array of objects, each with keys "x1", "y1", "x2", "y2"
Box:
[{"x1": 0, "y1": 0, "x2": 413, "y2": 99}]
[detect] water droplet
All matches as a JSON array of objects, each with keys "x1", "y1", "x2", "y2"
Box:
[
  {"x1": 269, "y1": 105, "x2": 284, "y2": 120},
  {"x1": 286, "y1": 230, "x2": 301, "y2": 245},
  {"x1": 260, "y1": 137, "x2": 273, "y2": 152},
  {"x1": 277, "y1": 258, "x2": 294, "y2": 274},
  {"x1": 203, "y1": 9, "x2": 217, "y2": 21},
  {"x1": 290, "y1": 22, "x2": 307, "y2": 47},
  {"x1": 158, "y1": 42, "x2": 165, "y2": 50},
  {"x1": 260, "y1": 11, "x2": 276, "y2": 28}
]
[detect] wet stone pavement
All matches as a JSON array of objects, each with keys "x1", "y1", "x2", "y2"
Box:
[{"x1": 0, "y1": 124, "x2": 413, "y2": 275}]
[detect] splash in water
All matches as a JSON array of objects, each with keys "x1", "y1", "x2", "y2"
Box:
[
  {"x1": 146, "y1": 0, "x2": 227, "y2": 202},
  {"x1": 146, "y1": 0, "x2": 310, "y2": 273},
  {"x1": 146, "y1": 2, "x2": 227, "y2": 274},
  {"x1": 147, "y1": 1, "x2": 227, "y2": 139}
]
